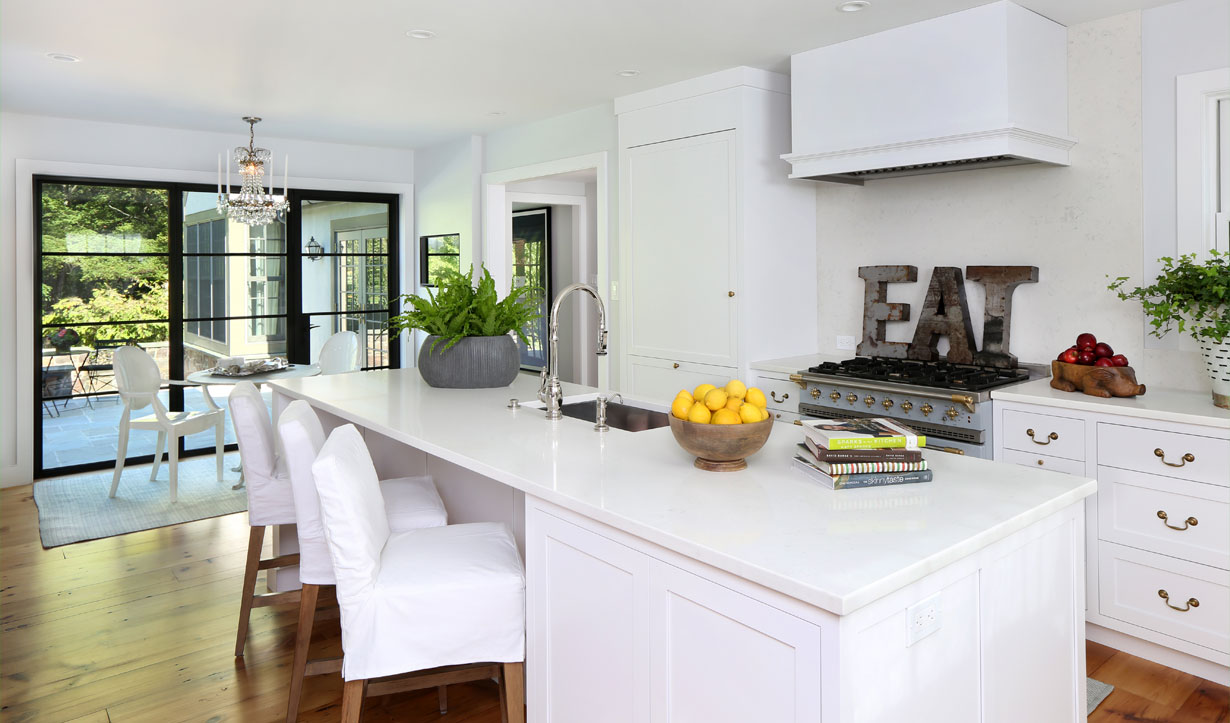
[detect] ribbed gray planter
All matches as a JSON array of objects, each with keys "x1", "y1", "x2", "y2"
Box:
[{"x1": 418, "y1": 334, "x2": 520, "y2": 389}]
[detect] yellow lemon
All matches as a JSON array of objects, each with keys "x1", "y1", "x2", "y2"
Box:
[
  {"x1": 712, "y1": 408, "x2": 741, "y2": 425},
  {"x1": 693, "y1": 384, "x2": 716, "y2": 403},
  {"x1": 725, "y1": 396, "x2": 744, "y2": 412},
  {"x1": 675, "y1": 390, "x2": 693, "y2": 406},
  {"x1": 703, "y1": 388, "x2": 728, "y2": 411},
  {"x1": 738, "y1": 402, "x2": 763, "y2": 424},
  {"x1": 762, "y1": 407, "x2": 772, "y2": 421},
  {"x1": 687, "y1": 402, "x2": 712, "y2": 424},
  {"x1": 745, "y1": 387, "x2": 767, "y2": 409},
  {"x1": 725, "y1": 379, "x2": 747, "y2": 399},
  {"x1": 671, "y1": 397, "x2": 692, "y2": 420}
]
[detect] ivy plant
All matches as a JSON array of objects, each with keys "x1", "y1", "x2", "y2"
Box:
[
  {"x1": 391, "y1": 266, "x2": 541, "y2": 351},
  {"x1": 1108, "y1": 250, "x2": 1230, "y2": 345}
]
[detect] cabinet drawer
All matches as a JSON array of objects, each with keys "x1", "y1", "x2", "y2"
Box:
[
  {"x1": 1097, "y1": 466, "x2": 1230, "y2": 570},
  {"x1": 1001, "y1": 448, "x2": 1086, "y2": 476},
  {"x1": 1001, "y1": 409, "x2": 1086, "y2": 461},
  {"x1": 769, "y1": 409, "x2": 802, "y2": 424},
  {"x1": 1098, "y1": 423, "x2": 1230, "y2": 487},
  {"x1": 626, "y1": 356, "x2": 736, "y2": 404},
  {"x1": 1099, "y1": 541, "x2": 1230, "y2": 653},
  {"x1": 747, "y1": 372, "x2": 803, "y2": 413}
]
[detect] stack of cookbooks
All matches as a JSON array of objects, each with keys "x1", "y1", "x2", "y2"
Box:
[{"x1": 794, "y1": 417, "x2": 931, "y2": 490}]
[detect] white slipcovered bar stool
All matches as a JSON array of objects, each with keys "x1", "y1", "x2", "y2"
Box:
[
  {"x1": 311, "y1": 424, "x2": 525, "y2": 723},
  {"x1": 276, "y1": 400, "x2": 453, "y2": 721},
  {"x1": 108, "y1": 345, "x2": 224, "y2": 503},
  {"x1": 319, "y1": 331, "x2": 361, "y2": 375}
]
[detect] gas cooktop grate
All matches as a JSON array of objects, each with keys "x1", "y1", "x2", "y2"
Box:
[{"x1": 807, "y1": 357, "x2": 1029, "y2": 392}]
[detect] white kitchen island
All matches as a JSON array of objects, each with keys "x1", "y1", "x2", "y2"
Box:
[{"x1": 270, "y1": 368, "x2": 1096, "y2": 723}]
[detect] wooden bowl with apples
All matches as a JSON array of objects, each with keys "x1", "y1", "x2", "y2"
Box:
[{"x1": 1050, "y1": 333, "x2": 1145, "y2": 398}]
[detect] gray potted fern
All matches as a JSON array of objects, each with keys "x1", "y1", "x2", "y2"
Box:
[{"x1": 391, "y1": 266, "x2": 541, "y2": 388}]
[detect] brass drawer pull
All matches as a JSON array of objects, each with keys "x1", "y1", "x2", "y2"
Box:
[
  {"x1": 1154, "y1": 448, "x2": 1195, "y2": 467},
  {"x1": 770, "y1": 391, "x2": 789, "y2": 404},
  {"x1": 1026, "y1": 428, "x2": 1058, "y2": 445},
  {"x1": 1157, "y1": 510, "x2": 1198, "y2": 531},
  {"x1": 1158, "y1": 589, "x2": 1199, "y2": 612}
]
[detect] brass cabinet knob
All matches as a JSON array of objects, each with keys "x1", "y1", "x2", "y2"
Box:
[
  {"x1": 882, "y1": 398, "x2": 894, "y2": 410},
  {"x1": 846, "y1": 393, "x2": 858, "y2": 404},
  {"x1": 830, "y1": 391, "x2": 842, "y2": 402},
  {"x1": 1154, "y1": 448, "x2": 1195, "y2": 468},
  {"x1": 920, "y1": 403, "x2": 934, "y2": 416},
  {"x1": 945, "y1": 406, "x2": 960, "y2": 420},
  {"x1": 673, "y1": 362, "x2": 680, "y2": 369},
  {"x1": 899, "y1": 400, "x2": 913, "y2": 413},
  {"x1": 728, "y1": 291, "x2": 736, "y2": 297},
  {"x1": 811, "y1": 388, "x2": 821, "y2": 399},
  {"x1": 864, "y1": 395, "x2": 876, "y2": 407},
  {"x1": 1158, "y1": 589, "x2": 1199, "y2": 612},
  {"x1": 1157, "y1": 510, "x2": 1198, "y2": 531},
  {"x1": 770, "y1": 391, "x2": 789, "y2": 404},
  {"x1": 1036, "y1": 459, "x2": 1044, "y2": 465}
]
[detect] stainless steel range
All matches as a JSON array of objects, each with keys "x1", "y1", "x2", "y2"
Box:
[{"x1": 794, "y1": 357, "x2": 1037, "y2": 459}]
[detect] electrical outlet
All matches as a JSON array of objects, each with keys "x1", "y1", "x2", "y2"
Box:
[
  {"x1": 836, "y1": 335, "x2": 856, "y2": 351},
  {"x1": 906, "y1": 592, "x2": 942, "y2": 646},
  {"x1": 610, "y1": 280, "x2": 619, "y2": 302}
]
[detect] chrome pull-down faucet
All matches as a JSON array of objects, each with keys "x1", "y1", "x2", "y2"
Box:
[{"x1": 537, "y1": 283, "x2": 608, "y2": 420}]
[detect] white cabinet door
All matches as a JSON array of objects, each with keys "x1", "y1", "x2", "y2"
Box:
[
  {"x1": 648, "y1": 559, "x2": 824, "y2": 723},
  {"x1": 625, "y1": 131, "x2": 739, "y2": 368},
  {"x1": 527, "y1": 507, "x2": 650, "y2": 723},
  {"x1": 626, "y1": 355, "x2": 737, "y2": 402}
]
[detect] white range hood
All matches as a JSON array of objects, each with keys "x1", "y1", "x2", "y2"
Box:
[{"x1": 783, "y1": 1, "x2": 1076, "y2": 184}]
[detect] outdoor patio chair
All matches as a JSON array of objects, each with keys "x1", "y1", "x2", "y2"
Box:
[{"x1": 81, "y1": 339, "x2": 140, "y2": 406}]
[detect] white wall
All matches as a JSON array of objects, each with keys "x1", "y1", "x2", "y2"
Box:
[
  {"x1": 1141, "y1": 0, "x2": 1230, "y2": 351},
  {"x1": 414, "y1": 135, "x2": 482, "y2": 273},
  {"x1": 811, "y1": 11, "x2": 1206, "y2": 391},
  {"x1": 0, "y1": 111, "x2": 414, "y2": 486}
]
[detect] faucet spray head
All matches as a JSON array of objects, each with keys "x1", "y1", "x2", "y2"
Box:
[{"x1": 596, "y1": 327, "x2": 609, "y2": 356}]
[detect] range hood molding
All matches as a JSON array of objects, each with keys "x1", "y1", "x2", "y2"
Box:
[{"x1": 784, "y1": 1, "x2": 1076, "y2": 184}]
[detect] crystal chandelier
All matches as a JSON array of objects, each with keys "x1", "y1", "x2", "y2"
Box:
[{"x1": 217, "y1": 116, "x2": 289, "y2": 226}]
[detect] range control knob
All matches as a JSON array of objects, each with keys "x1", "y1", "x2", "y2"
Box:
[
  {"x1": 882, "y1": 399, "x2": 894, "y2": 411},
  {"x1": 864, "y1": 395, "x2": 876, "y2": 407},
  {"x1": 829, "y1": 390, "x2": 841, "y2": 402},
  {"x1": 920, "y1": 403, "x2": 934, "y2": 416},
  {"x1": 846, "y1": 393, "x2": 858, "y2": 404},
  {"x1": 945, "y1": 406, "x2": 960, "y2": 420},
  {"x1": 899, "y1": 400, "x2": 914, "y2": 413},
  {"x1": 810, "y1": 388, "x2": 821, "y2": 399}
]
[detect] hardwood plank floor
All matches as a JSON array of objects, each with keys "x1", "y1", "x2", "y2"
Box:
[{"x1": 2, "y1": 482, "x2": 1226, "y2": 722}]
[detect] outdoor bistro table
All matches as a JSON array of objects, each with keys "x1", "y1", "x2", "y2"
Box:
[{"x1": 41, "y1": 346, "x2": 93, "y2": 415}]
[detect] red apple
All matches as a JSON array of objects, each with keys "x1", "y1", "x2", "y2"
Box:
[
  {"x1": 1057, "y1": 346, "x2": 1077, "y2": 361},
  {"x1": 1093, "y1": 342, "x2": 1114, "y2": 358},
  {"x1": 1095, "y1": 357, "x2": 1114, "y2": 367},
  {"x1": 1060, "y1": 348, "x2": 1080, "y2": 364},
  {"x1": 1078, "y1": 350, "x2": 1096, "y2": 365},
  {"x1": 1111, "y1": 354, "x2": 1129, "y2": 367},
  {"x1": 1076, "y1": 332, "x2": 1097, "y2": 350}
]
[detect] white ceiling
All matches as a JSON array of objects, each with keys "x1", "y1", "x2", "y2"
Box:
[{"x1": 1, "y1": 0, "x2": 1179, "y2": 150}]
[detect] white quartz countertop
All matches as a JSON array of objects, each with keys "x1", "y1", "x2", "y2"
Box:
[
  {"x1": 993, "y1": 378, "x2": 1229, "y2": 430},
  {"x1": 271, "y1": 369, "x2": 1095, "y2": 616},
  {"x1": 750, "y1": 353, "x2": 852, "y2": 376}
]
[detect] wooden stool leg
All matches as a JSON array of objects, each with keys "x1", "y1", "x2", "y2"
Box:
[
  {"x1": 499, "y1": 662, "x2": 525, "y2": 723},
  {"x1": 285, "y1": 583, "x2": 320, "y2": 722},
  {"x1": 234, "y1": 525, "x2": 265, "y2": 656},
  {"x1": 340, "y1": 679, "x2": 366, "y2": 723},
  {"x1": 437, "y1": 685, "x2": 447, "y2": 714}
]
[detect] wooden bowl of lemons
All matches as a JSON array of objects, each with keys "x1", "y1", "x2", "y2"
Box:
[{"x1": 668, "y1": 381, "x2": 775, "y2": 472}]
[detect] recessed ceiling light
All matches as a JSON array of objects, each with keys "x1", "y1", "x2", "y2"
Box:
[
  {"x1": 487, "y1": 111, "x2": 505, "y2": 116},
  {"x1": 617, "y1": 70, "x2": 640, "y2": 77},
  {"x1": 46, "y1": 52, "x2": 81, "y2": 62},
  {"x1": 405, "y1": 29, "x2": 436, "y2": 39},
  {"x1": 837, "y1": 1, "x2": 871, "y2": 11}
]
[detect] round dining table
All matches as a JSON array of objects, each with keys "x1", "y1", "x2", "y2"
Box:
[{"x1": 186, "y1": 363, "x2": 322, "y2": 488}]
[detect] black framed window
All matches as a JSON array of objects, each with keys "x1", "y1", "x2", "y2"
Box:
[
  {"x1": 512, "y1": 208, "x2": 551, "y2": 371},
  {"x1": 419, "y1": 233, "x2": 461, "y2": 286}
]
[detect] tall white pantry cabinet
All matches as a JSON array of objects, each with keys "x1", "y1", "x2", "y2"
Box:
[{"x1": 616, "y1": 67, "x2": 818, "y2": 400}]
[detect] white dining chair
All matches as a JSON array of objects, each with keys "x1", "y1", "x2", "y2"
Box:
[
  {"x1": 276, "y1": 400, "x2": 452, "y2": 721},
  {"x1": 311, "y1": 424, "x2": 525, "y2": 723},
  {"x1": 319, "y1": 331, "x2": 360, "y2": 375},
  {"x1": 108, "y1": 345, "x2": 225, "y2": 504}
]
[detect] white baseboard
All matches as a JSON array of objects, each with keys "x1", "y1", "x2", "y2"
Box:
[
  {"x1": 1, "y1": 464, "x2": 30, "y2": 488},
  {"x1": 1087, "y1": 622, "x2": 1230, "y2": 685}
]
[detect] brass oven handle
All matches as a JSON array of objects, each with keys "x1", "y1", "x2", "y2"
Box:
[
  {"x1": 1154, "y1": 448, "x2": 1195, "y2": 467},
  {"x1": 788, "y1": 373, "x2": 806, "y2": 389},
  {"x1": 1158, "y1": 589, "x2": 1199, "y2": 612},
  {"x1": 932, "y1": 446, "x2": 966, "y2": 456},
  {"x1": 1157, "y1": 510, "x2": 1198, "y2": 531},
  {"x1": 770, "y1": 391, "x2": 789, "y2": 404},
  {"x1": 1026, "y1": 429, "x2": 1058, "y2": 445}
]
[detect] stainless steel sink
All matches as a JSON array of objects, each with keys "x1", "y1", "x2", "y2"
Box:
[{"x1": 558, "y1": 399, "x2": 670, "y2": 432}]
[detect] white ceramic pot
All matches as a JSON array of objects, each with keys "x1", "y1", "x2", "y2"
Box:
[{"x1": 1198, "y1": 340, "x2": 1230, "y2": 409}]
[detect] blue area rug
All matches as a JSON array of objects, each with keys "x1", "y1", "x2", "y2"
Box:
[{"x1": 33, "y1": 453, "x2": 247, "y2": 547}]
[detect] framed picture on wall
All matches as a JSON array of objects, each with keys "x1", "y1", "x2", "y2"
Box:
[
  {"x1": 420, "y1": 233, "x2": 461, "y2": 286},
  {"x1": 512, "y1": 208, "x2": 551, "y2": 371}
]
